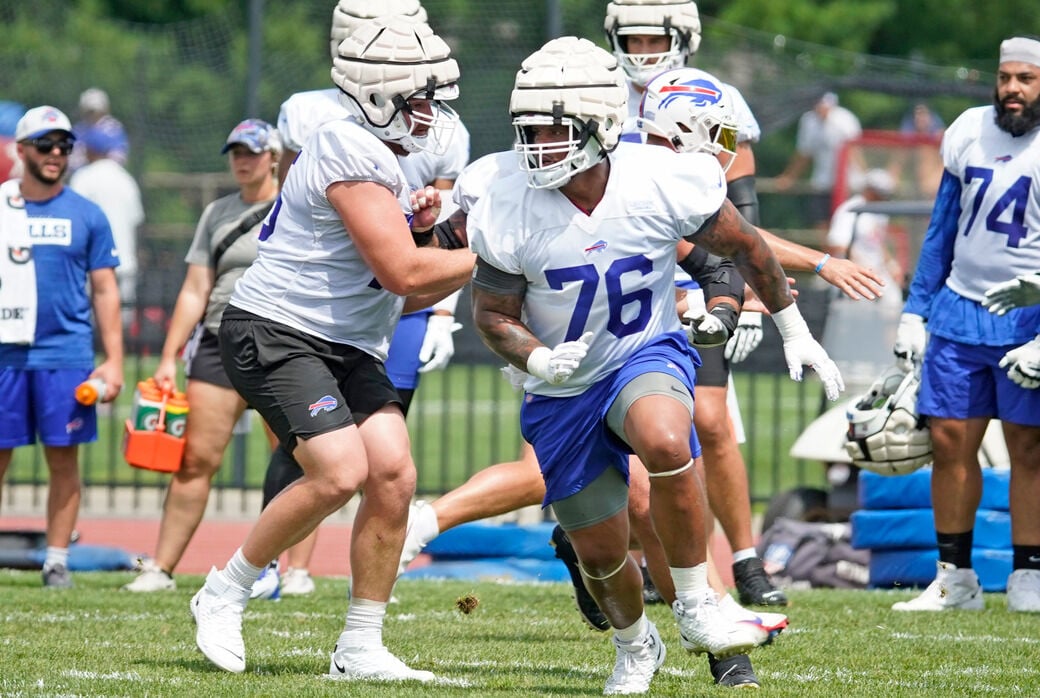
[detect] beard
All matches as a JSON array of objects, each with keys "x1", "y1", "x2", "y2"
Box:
[
  {"x1": 993, "y1": 88, "x2": 1040, "y2": 137},
  {"x1": 23, "y1": 155, "x2": 67, "y2": 186}
]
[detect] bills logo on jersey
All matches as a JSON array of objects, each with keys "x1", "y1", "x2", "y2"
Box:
[
  {"x1": 657, "y1": 78, "x2": 723, "y2": 109},
  {"x1": 994, "y1": 154, "x2": 1013, "y2": 163},
  {"x1": 308, "y1": 395, "x2": 338, "y2": 417},
  {"x1": 584, "y1": 239, "x2": 608, "y2": 255}
]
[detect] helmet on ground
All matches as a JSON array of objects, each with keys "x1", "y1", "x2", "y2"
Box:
[
  {"x1": 845, "y1": 364, "x2": 932, "y2": 476},
  {"x1": 603, "y1": 0, "x2": 701, "y2": 87},
  {"x1": 636, "y1": 67, "x2": 738, "y2": 170},
  {"x1": 331, "y1": 15, "x2": 459, "y2": 154},
  {"x1": 509, "y1": 36, "x2": 627, "y2": 189},
  {"x1": 329, "y1": 0, "x2": 428, "y2": 61}
]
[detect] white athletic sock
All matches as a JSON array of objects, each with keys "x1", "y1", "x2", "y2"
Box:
[
  {"x1": 614, "y1": 613, "x2": 648, "y2": 644},
  {"x1": 732, "y1": 548, "x2": 757, "y2": 563},
  {"x1": 342, "y1": 597, "x2": 387, "y2": 645},
  {"x1": 414, "y1": 502, "x2": 441, "y2": 547},
  {"x1": 223, "y1": 547, "x2": 264, "y2": 590},
  {"x1": 44, "y1": 546, "x2": 69, "y2": 569},
  {"x1": 671, "y1": 563, "x2": 710, "y2": 606}
]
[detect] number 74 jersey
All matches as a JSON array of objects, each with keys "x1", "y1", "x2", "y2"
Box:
[
  {"x1": 467, "y1": 143, "x2": 727, "y2": 396},
  {"x1": 944, "y1": 105, "x2": 1040, "y2": 300}
]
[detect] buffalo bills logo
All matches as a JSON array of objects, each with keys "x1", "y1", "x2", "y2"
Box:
[
  {"x1": 994, "y1": 154, "x2": 1013, "y2": 163},
  {"x1": 8, "y1": 247, "x2": 31, "y2": 264},
  {"x1": 308, "y1": 395, "x2": 338, "y2": 417},
  {"x1": 658, "y1": 78, "x2": 724, "y2": 109},
  {"x1": 584, "y1": 239, "x2": 608, "y2": 254},
  {"x1": 66, "y1": 418, "x2": 84, "y2": 434}
]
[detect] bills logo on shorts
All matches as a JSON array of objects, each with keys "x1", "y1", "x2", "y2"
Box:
[
  {"x1": 66, "y1": 418, "x2": 84, "y2": 434},
  {"x1": 308, "y1": 395, "x2": 338, "y2": 417}
]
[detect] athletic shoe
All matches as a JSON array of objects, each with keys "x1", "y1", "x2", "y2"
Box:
[
  {"x1": 550, "y1": 524, "x2": 610, "y2": 632},
  {"x1": 603, "y1": 621, "x2": 666, "y2": 695},
  {"x1": 42, "y1": 563, "x2": 72, "y2": 589},
  {"x1": 709, "y1": 653, "x2": 760, "y2": 689},
  {"x1": 891, "y1": 561, "x2": 983, "y2": 612},
  {"x1": 250, "y1": 563, "x2": 280, "y2": 601},
  {"x1": 190, "y1": 567, "x2": 250, "y2": 673},
  {"x1": 122, "y1": 559, "x2": 176, "y2": 592},
  {"x1": 733, "y1": 558, "x2": 788, "y2": 607},
  {"x1": 641, "y1": 565, "x2": 664, "y2": 605},
  {"x1": 1007, "y1": 568, "x2": 1040, "y2": 613},
  {"x1": 280, "y1": 567, "x2": 316, "y2": 596},
  {"x1": 672, "y1": 593, "x2": 768, "y2": 659},
  {"x1": 328, "y1": 634, "x2": 435, "y2": 682},
  {"x1": 718, "y1": 593, "x2": 788, "y2": 643}
]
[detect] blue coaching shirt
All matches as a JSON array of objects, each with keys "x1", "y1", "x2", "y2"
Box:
[{"x1": 0, "y1": 187, "x2": 118, "y2": 370}]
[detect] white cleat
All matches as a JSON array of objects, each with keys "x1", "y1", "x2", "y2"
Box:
[
  {"x1": 672, "y1": 593, "x2": 768, "y2": 659},
  {"x1": 718, "y1": 593, "x2": 788, "y2": 643},
  {"x1": 892, "y1": 561, "x2": 983, "y2": 612},
  {"x1": 122, "y1": 560, "x2": 176, "y2": 592},
  {"x1": 190, "y1": 567, "x2": 250, "y2": 673},
  {"x1": 280, "y1": 567, "x2": 316, "y2": 596},
  {"x1": 1007, "y1": 568, "x2": 1040, "y2": 613},
  {"x1": 328, "y1": 634, "x2": 435, "y2": 682},
  {"x1": 603, "y1": 621, "x2": 666, "y2": 695}
]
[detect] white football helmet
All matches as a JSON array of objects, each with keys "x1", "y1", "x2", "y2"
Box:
[
  {"x1": 329, "y1": 0, "x2": 428, "y2": 61},
  {"x1": 331, "y1": 16, "x2": 459, "y2": 155},
  {"x1": 844, "y1": 364, "x2": 932, "y2": 476},
  {"x1": 509, "y1": 37, "x2": 628, "y2": 189},
  {"x1": 636, "y1": 67, "x2": 739, "y2": 170},
  {"x1": 604, "y1": 0, "x2": 702, "y2": 87}
]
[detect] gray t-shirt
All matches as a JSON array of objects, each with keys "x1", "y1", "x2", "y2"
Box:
[{"x1": 184, "y1": 194, "x2": 275, "y2": 334}]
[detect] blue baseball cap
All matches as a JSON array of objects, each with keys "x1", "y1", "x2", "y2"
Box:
[
  {"x1": 80, "y1": 122, "x2": 128, "y2": 155},
  {"x1": 221, "y1": 118, "x2": 281, "y2": 155}
]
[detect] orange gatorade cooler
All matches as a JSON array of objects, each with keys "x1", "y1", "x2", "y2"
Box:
[{"x1": 123, "y1": 378, "x2": 188, "y2": 473}]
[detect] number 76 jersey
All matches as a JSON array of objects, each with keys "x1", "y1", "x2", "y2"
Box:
[
  {"x1": 944, "y1": 105, "x2": 1040, "y2": 300},
  {"x1": 467, "y1": 142, "x2": 726, "y2": 396}
]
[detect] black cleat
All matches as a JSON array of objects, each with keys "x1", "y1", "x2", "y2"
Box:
[
  {"x1": 733, "y1": 557, "x2": 788, "y2": 607},
  {"x1": 550, "y1": 524, "x2": 610, "y2": 632},
  {"x1": 709, "y1": 652, "x2": 760, "y2": 689},
  {"x1": 641, "y1": 565, "x2": 664, "y2": 605}
]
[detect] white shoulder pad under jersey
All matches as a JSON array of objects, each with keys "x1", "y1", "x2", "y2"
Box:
[
  {"x1": 453, "y1": 150, "x2": 521, "y2": 215},
  {"x1": 941, "y1": 106, "x2": 1040, "y2": 300},
  {"x1": 277, "y1": 88, "x2": 347, "y2": 152},
  {"x1": 230, "y1": 119, "x2": 410, "y2": 358},
  {"x1": 468, "y1": 142, "x2": 724, "y2": 396}
]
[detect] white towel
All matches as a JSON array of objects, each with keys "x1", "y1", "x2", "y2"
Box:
[{"x1": 0, "y1": 179, "x2": 37, "y2": 345}]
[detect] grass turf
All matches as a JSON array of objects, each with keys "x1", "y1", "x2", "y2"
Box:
[{"x1": 1, "y1": 570, "x2": 1037, "y2": 696}]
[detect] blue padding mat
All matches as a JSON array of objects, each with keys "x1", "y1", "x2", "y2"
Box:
[
  {"x1": 858, "y1": 468, "x2": 1010, "y2": 511},
  {"x1": 869, "y1": 548, "x2": 1012, "y2": 592},
  {"x1": 0, "y1": 544, "x2": 135, "y2": 571},
  {"x1": 851, "y1": 508, "x2": 1010, "y2": 551},
  {"x1": 400, "y1": 557, "x2": 569, "y2": 582},
  {"x1": 423, "y1": 521, "x2": 558, "y2": 561}
]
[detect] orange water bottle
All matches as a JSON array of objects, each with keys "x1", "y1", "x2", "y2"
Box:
[{"x1": 75, "y1": 377, "x2": 107, "y2": 405}]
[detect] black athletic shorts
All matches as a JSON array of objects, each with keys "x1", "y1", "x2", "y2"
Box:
[
  {"x1": 184, "y1": 328, "x2": 234, "y2": 389},
  {"x1": 694, "y1": 343, "x2": 730, "y2": 388},
  {"x1": 219, "y1": 307, "x2": 402, "y2": 452}
]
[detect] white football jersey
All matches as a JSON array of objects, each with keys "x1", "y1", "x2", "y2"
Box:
[
  {"x1": 942, "y1": 106, "x2": 1040, "y2": 300},
  {"x1": 276, "y1": 88, "x2": 470, "y2": 184},
  {"x1": 229, "y1": 119, "x2": 412, "y2": 358},
  {"x1": 468, "y1": 142, "x2": 726, "y2": 396},
  {"x1": 453, "y1": 151, "x2": 521, "y2": 215},
  {"x1": 624, "y1": 78, "x2": 760, "y2": 144}
]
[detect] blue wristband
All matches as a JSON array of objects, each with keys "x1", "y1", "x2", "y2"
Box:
[{"x1": 814, "y1": 253, "x2": 831, "y2": 274}]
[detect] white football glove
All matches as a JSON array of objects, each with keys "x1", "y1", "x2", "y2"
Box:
[
  {"x1": 724, "y1": 311, "x2": 763, "y2": 364},
  {"x1": 771, "y1": 304, "x2": 844, "y2": 401},
  {"x1": 893, "y1": 312, "x2": 927, "y2": 371},
  {"x1": 682, "y1": 308, "x2": 730, "y2": 348},
  {"x1": 417, "y1": 314, "x2": 463, "y2": 373},
  {"x1": 999, "y1": 336, "x2": 1040, "y2": 389},
  {"x1": 500, "y1": 364, "x2": 530, "y2": 392},
  {"x1": 982, "y1": 273, "x2": 1040, "y2": 315},
  {"x1": 526, "y1": 332, "x2": 594, "y2": 385}
]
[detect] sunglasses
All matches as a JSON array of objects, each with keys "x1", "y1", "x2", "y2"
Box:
[{"x1": 27, "y1": 137, "x2": 75, "y2": 156}]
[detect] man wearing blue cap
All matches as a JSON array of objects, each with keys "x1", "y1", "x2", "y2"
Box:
[{"x1": 0, "y1": 105, "x2": 123, "y2": 588}]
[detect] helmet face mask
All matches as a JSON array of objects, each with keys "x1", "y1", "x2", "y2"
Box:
[
  {"x1": 604, "y1": 0, "x2": 702, "y2": 87},
  {"x1": 636, "y1": 67, "x2": 739, "y2": 170},
  {"x1": 844, "y1": 365, "x2": 932, "y2": 476},
  {"x1": 513, "y1": 113, "x2": 606, "y2": 189}
]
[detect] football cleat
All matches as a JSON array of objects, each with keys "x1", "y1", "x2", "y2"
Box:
[
  {"x1": 550, "y1": 524, "x2": 610, "y2": 632},
  {"x1": 191, "y1": 567, "x2": 250, "y2": 673},
  {"x1": 604, "y1": 621, "x2": 666, "y2": 695},
  {"x1": 892, "y1": 561, "x2": 983, "y2": 611},
  {"x1": 673, "y1": 593, "x2": 768, "y2": 658}
]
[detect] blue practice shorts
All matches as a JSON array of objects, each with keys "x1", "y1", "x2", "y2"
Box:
[
  {"x1": 521, "y1": 331, "x2": 701, "y2": 507},
  {"x1": 0, "y1": 367, "x2": 98, "y2": 448},
  {"x1": 918, "y1": 335, "x2": 1040, "y2": 427},
  {"x1": 385, "y1": 311, "x2": 431, "y2": 391}
]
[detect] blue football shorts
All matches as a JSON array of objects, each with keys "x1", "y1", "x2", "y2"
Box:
[{"x1": 0, "y1": 367, "x2": 98, "y2": 448}]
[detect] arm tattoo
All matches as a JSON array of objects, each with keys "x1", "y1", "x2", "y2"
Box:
[
  {"x1": 693, "y1": 200, "x2": 794, "y2": 311},
  {"x1": 472, "y1": 287, "x2": 542, "y2": 369}
]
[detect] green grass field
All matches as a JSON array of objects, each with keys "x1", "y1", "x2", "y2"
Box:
[
  {"x1": 4, "y1": 361, "x2": 827, "y2": 503},
  {"x1": 0, "y1": 571, "x2": 1036, "y2": 696}
]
